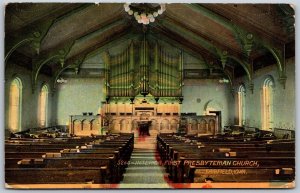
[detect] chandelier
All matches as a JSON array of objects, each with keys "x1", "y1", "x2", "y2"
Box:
[{"x1": 124, "y1": 3, "x2": 166, "y2": 25}]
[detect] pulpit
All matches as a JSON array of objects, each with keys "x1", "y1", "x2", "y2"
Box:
[{"x1": 138, "y1": 121, "x2": 151, "y2": 136}]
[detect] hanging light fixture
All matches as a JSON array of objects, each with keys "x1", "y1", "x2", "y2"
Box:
[
  {"x1": 124, "y1": 3, "x2": 166, "y2": 25},
  {"x1": 218, "y1": 78, "x2": 229, "y2": 84},
  {"x1": 57, "y1": 77, "x2": 67, "y2": 84}
]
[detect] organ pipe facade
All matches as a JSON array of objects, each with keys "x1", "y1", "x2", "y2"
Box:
[{"x1": 104, "y1": 36, "x2": 184, "y2": 101}]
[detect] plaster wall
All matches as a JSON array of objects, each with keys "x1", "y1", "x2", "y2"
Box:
[
  {"x1": 181, "y1": 79, "x2": 233, "y2": 128},
  {"x1": 5, "y1": 64, "x2": 54, "y2": 132},
  {"x1": 232, "y1": 57, "x2": 295, "y2": 129},
  {"x1": 54, "y1": 77, "x2": 104, "y2": 125}
]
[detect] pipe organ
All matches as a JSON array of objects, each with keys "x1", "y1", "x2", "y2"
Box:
[
  {"x1": 104, "y1": 35, "x2": 184, "y2": 101},
  {"x1": 101, "y1": 35, "x2": 186, "y2": 134}
]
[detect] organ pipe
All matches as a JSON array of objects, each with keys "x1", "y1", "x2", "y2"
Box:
[
  {"x1": 155, "y1": 42, "x2": 159, "y2": 96},
  {"x1": 164, "y1": 49, "x2": 166, "y2": 97},
  {"x1": 126, "y1": 47, "x2": 128, "y2": 97},
  {"x1": 122, "y1": 52, "x2": 124, "y2": 97},
  {"x1": 106, "y1": 40, "x2": 184, "y2": 99},
  {"x1": 129, "y1": 42, "x2": 134, "y2": 97},
  {"x1": 160, "y1": 46, "x2": 162, "y2": 97}
]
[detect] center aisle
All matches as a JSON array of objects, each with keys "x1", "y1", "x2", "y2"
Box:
[{"x1": 119, "y1": 135, "x2": 170, "y2": 188}]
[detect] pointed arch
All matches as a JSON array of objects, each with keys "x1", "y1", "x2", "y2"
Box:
[
  {"x1": 261, "y1": 75, "x2": 275, "y2": 130},
  {"x1": 39, "y1": 84, "x2": 49, "y2": 127},
  {"x1": 237, "y1": 84, "x2": 246, "y2": 126},
  {"x1": 8, "y1": 77, "x2": 23, "y2": 132}
]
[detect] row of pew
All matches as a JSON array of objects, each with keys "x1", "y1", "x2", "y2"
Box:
[
  {"x1": 5, "y1": 133, "x2": 134, "y2": 184},
  {"x1": 9, "y1": 125, "x2": 69, "y2": 139},
  {"x1": 157, "y1": 133, "x2": 295, "y2": 183}
]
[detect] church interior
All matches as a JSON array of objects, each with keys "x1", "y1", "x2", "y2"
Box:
[{"x1": 4, "y1": 3, "x2": 295, "y2": 189}]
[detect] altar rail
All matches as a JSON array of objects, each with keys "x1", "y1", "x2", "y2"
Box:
[{"x1": 180, "y1": 115, "x2": 218, "y2": 135}]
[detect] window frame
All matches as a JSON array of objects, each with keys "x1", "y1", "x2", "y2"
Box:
[
  {"x1": 262, "y1": 76, "x2": 274, "y2": 130},
  {"x1": 8, "y1": 77, "x2": 23, "y2": 132},
  {"x1": 39, "y1": 84, "x2": 49, "y2": 127}
]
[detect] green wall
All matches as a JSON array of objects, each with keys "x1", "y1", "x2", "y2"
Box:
[
  {"x1": 5, "y1": 64, "x2": 54, "y2": 133},
  {"x1": 181, "y1": 79, "x2": 233, "y2": 128},
  {"x1": 54, "y1": 77, "x2": 233, "y2": 129},
  {"x1": 54, "y1": 77, "x2": 104, "y2": 125},
  {"x1": 232, "y1": 57, "x2": 295, "y2": 130}
]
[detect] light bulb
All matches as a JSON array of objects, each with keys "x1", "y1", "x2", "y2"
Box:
[
  {"x1": 147, "y1": 13, "x2": 153, "y2": 19},
  {"x1": 158, "y1": 9, "x2": 163, "y2": 15},
  {"x1": 128, "y1": 10, "x2": 133, "y2": 15},
  {"x1": 140, "y1": 13, "x2": 148, "y2": 24},
  {"x1": 153, "y1": 12, "x2": 158, "y2": 17},
  {"x1": 134, "y1": 12, "x2": 138, "y2": 16},
  {"x1": 138, "y1": 19, "x2": 142, "y2": 23},
  {"x1": 150, "y1": 17, "x2": 155, "y2": 22},
  {"x1": 125, "y1": 7, "x2": 130, "y2": 12},
  {"x1": 135, "y1": 15, "x2": 141, "y2": 20},
  {"x1": 123, "y1": 4, "x2": 129, "y2": 9}
]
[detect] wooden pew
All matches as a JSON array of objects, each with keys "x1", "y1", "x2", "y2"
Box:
[
  {"x1": 157, "y1": 134, "x2": 295, "y2": 183},
  {"x1": 5, "y1": 133, "x2": 134, "y2": 184},
  {"x1": 5, "y1": 167, "x2": 107, "y2": 184},
  {"x1": 166, "y1": 149, "x2": 294, "y2": 181},
  {"x1": 188, "y1": 166, "x2": 294, "y2": 183},
  {"x1": 186, "y1": 157, "x2": 295, "y2": 183}
]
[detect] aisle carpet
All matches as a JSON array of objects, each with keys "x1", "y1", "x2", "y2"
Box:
[{"x1": 119, "y1": 136, "x2": 170, "y2": 188}]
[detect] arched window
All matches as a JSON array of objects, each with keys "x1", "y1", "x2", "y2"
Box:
[
  {"x1": 262, "y1": 77, "x2": 274, "y2": 130},
  {"x1": 238, "y1": 85, "x2": 246, "y2": 126},
  {"x1": 39, "y1": 84, "x2": 49, "y2": 127},
  {"x1": 9, "y1": 77, "x2": 22, "y2": 132}
]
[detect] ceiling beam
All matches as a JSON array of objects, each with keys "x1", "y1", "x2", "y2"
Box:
[
  {"x1": 50, "y1": 28, "x2": 136, "y2": 92},
  {"x1": 152, "y1": 23, "x2": 252, "y2": 81},
  {"x1": 186, "y1": 4, "x2": 257, "y2": 56},
  {"x1": 202, "y1": 4, "x2": 294, "y2": 43},
  {"x1": 66, "y1": 22, "x2": 132, "y2": 60},
  {"x1": 31, "y1": 41, "x2": 75, "y2": 93},
  {"x1": 32, "y1": 18, "x2": 130, "y2": 93},
  {"x1": 64, "y1": 26, "x2": 134, "y2": 71},
  {"x1": 6, "y1": 4, "x2": 88, "y2": 34},
  {"x1": 40, "y1": 8, "x2": 124, "y2": 53},
  {"x1": 26, "y1": 16, "x2": 127, "y2": 89},
  {"x1": 186, "y1": 4, "x2": 288, "y2": 87},
  {"x1": 51, "y1": 55, "x2": 86, "y2": 93},
  {"x1": 149, "y1": 25, "x2": 220, "y2": 69},
  {"x1": 5, "y1": 4, "x2": 91, "y2": 66},
  {"x1": 160, "y1": 16, "x2": 246, "y2": 61},
  {"x1": 163, "y1": 14, "x2": 242, "y2": 55}
]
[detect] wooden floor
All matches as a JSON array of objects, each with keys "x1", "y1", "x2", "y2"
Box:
[{"x1": 5, "y1": 135, "x2": 296, "y2": 189}]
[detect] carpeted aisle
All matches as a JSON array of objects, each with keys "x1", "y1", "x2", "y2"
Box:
[{"x1": 119, "y1": 136, "x2": 170, "y2": 188}]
